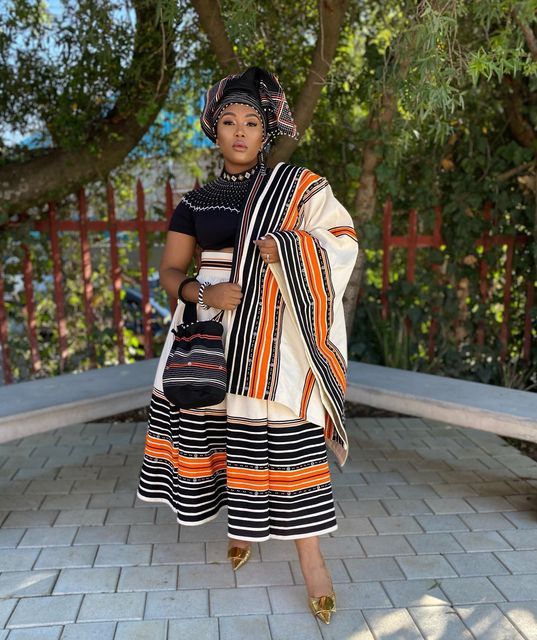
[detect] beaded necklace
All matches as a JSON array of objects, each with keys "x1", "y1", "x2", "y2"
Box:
[{"x1": 220, "y1": 161, "x2": 262, "y2": 182}]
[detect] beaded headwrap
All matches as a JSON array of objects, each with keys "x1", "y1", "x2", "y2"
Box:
[{"x1": 200, "y1": 66, "x2": 300, "y2": 154}]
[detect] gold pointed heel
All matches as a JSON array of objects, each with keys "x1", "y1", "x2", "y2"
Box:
[
  {"x1": 227, "y1": 545, "x2": 251, "y2": 571},
  {"x1": 308, "y1": 590, "x2": 336, "y2": 624}
]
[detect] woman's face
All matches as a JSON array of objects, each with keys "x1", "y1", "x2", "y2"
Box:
[{"x1": 215, "y1": 102, "x2": 265, "y2": 171}]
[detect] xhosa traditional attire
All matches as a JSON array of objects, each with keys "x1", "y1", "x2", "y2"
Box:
[{"x1": 137, "y1": 67, "x2": 359, "y2": 542}]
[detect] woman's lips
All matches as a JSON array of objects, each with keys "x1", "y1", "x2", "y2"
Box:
[{"x1": 233, "y1": 143, "x2": 247, "y2": 149}]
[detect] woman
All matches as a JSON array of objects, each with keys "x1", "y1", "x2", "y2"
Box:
[{"x1": 137, "y1": 66, "x2": 359, "y2": 624}]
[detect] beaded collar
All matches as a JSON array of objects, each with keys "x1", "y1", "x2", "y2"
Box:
[{"x1": 220, "y1": 161, "x2": 262, "y2": 182}]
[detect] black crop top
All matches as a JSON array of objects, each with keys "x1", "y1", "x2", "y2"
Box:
[{"x1": 169, "y1": 161, "x2": 271, "y2": 250}]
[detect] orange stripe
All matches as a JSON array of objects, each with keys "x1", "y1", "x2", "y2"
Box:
[
  {"x1": 251, "y1": 271, "x2": 279, "y2": 396},
  {"x1": 300, "y1": 369, "x2": 315, "y2": 419},
  {"x1": 298, "y1": 231, "x2": 346, "y2": 390}
]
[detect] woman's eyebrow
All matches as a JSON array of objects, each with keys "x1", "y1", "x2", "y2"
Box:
[{"x1": 221, "y1": 111, "x2": 259, "y2": 118}]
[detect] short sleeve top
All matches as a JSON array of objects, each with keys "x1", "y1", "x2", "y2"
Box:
[{"x1": 169, "y1": 162, "x2": 271, "y2": 250}]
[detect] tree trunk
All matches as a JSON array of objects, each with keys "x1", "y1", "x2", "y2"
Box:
[{"x1": 343, "y1": 89, "x2": 397, "y2": 333}]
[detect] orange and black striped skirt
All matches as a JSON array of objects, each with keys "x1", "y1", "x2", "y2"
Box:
[{"x1": 136, "y1": 252, "x2": 338, "y2": 541}]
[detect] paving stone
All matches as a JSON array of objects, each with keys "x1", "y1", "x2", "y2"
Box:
[
  {"x1": 499, "y1": 601, "x2": 537, "y2": 640},
  {"x1": 179, "y1": 521, "x2": 227, "y2": 542},
  {"x1": 269, "y1": 612, "x2": 323, "y2": 640},
  {"x1": 25, "y1": 480, "x2": 74, "y2": 495},
  {"x1": 87, "y1": 493, "x2": 134, "y2": 509},
  {"x1": 117, "y1": 565, "x2": 177, "y2": 592},
  {"x1": 363, "y1": 608, "x2": 425, "y2": 639},
  {"x1": 73, "y1": 525, "x2": 129, "y2": 546},
  {"x1": 371, "y1": 516, "x2": 423, "y2": 535},
  {"x1": 464, "y1": 496, "x2": 517, "y2": 512},
  {"x1": 151, "y1": 542, "x2": 206, "y2": 565},
  {"x1": 359, "y1": 535, "x2": 415, "y2": 557},
  {"x1": 338, "y1": 500, "x2": 388, "y2": 517},
  {"x1": 490, "y1": 574, "x2": 537, "y2": 601},
  {"x1": 495, "y1": 550, "x2": 537, "y2": 574},
  {"x1": 439, "y1": 577, "x2": 505, "y2": 605},
  {"x1": 54, "y1": 510, "x2": 107, "y2": 527},
  {"x1": 18, "y1": 527, "x2": 78, "y2": 548},
  {"x1": 6, "y1": 594, "x2": 83, "y2": 628},
  {"x1": 167, "y1": 618, "x2": 218, "y2": 640},
  {"x1": 289, "y1": 558, "x2": 351, "y2": 586},
  {"x1": 344, "y1": 557, "x2": 405, "y2": 582},
  {"x1": 498, "y1": 529, "x2": 537, "y2": 550},
  {"x1": 456, "y1": 604, "x2": 524, "y2": 639},
  {"x1": 330, "y1": 517, "x2": 376, "y2": 536},
  {"x1": 103, "y1": 507, "x2": 154, "y2": 525},
  {"x1": 53, "y1": 567, "x2": 119, "y2": 594},
  {"x1": 503, "y1": 511, "x2": 537, "y2": 529},
  {"x1": 126, "y1": 524, "x2": 178, "y2": 544},
  {"x1": 430, "y1": 483, "x2": 478, "y2": 498},
  {"x1": 408, "y1": 605, "x2": 474, "y2": 639},
  {"x1": 392, "y1": 485, "x2": 439, "y2": 499},
  {"x1": 325, "y1": 581, "x2": 391, "y2": 609},
  {"x1": 445, "y1": 552, "x2": 510, "y2": 577},
  {"x1": 113, "y1": 620, "x2": 167, "y2": 640},
  {"x1": 0, "y1": 549, "x2": 40, "y2": 572},
  {"x1": 34, "y1": 546, "x2": 97, "y2": 570},
  {"x1": 178, "y1": 563, "x2": 235, "y2": 589},
  {"x1": 350, "y1": 481, "x2": 399, "y2": 497},
  {"x1": 93, "y1": 543, "x2": 151, "y2": 567},
  {"x1": 76, "y1": 592, "x2": 145, "y2": 622},
  {"x1": 423, "y1": 498, "x2": 475, "y2": 515},
  {"x1": 7, "y1": 626, "x2": 63, "y2": 639},
  {"x1": 211, "y1": 586, "x2": 270, "y2": 615},
  {"x1": 459, "y1": 512, "x2": 516, "y2": 531},
  {"x1": 0, "y1": 570, "x2": 58, "y2": 598},
  {"x1": 320, "y1": 536, "x2": 365, "y2": 558},
  {"x1": 0, "y1": 599, "x2": 17, "y2": 628},
  {"x1": 144, "y1": 589, "x2": 209, "y2": 619},
  {"x1": 3, "y1": 512, "x2": 58, "y2": 528},
  {"x1": 221, "y1": 614, "x2": 272, "y2": 640},
  {"x1": 381, "y1": 500, "x2": 432, "y2": 517},
  {"x1": 396, "y1": 555, "x2": 458, "y2": 580},
  {"x1": 40, "y1": 495, "x2": 91, "y2": 510},
  {"x1": 362, "y1": 472, "x2": 407, "y2": 485},
  {"x1": 317, "y1": 609, "x2": 374, "y2": 640},
  {"x1": 382, "y1": 579, "x2": 449, "y2": 607},
  {"x1": 404, "y1": 533, "x2": 464, "y2": 555},
  {"x1": 267, "y1": 584, "x2": 311, "y2": 613},
  {"x1": 60, "y1": 622, "x2": 116, "y2": 640},
  {"x1": 236, "y1": 560, "x2": 294, "y2": 587},
  {"x1": 453, "y1": 531, "x2": 513, "y2": 552}
]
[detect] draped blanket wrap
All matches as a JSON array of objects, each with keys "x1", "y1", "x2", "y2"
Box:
[{"x1": 155, "y1": 161, "x2": 359, "y2": 467}]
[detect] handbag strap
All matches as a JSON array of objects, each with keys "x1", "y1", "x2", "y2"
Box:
[{"x1": 182, "y1": 301, "x2": 224, "y2": 324}]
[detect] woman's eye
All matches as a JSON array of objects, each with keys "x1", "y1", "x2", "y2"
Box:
[
  {"x1": 247, "y1": 122, "x2": 257, "y2": 126},
  {"x1": 223, "y1": 120, "x2": 234, "y2": 125}
]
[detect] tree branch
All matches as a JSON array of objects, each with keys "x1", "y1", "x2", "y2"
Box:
[
  {"x1": 512, "y1": 8, "x2": 537, "y2": 62},
  {"x1": 268, "y1": 0, "x2": 350, "y2": 165},
  {"x1": 0, "y1": 0, "x2": 177, "y2": 219},
  {"x1": 190, "y1": 0, "x2": 242, "y2": 75}
]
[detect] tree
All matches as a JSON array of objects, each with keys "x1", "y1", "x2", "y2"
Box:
[{"x1": 0, "y1": 0, "x2": 182, "y2": 219}]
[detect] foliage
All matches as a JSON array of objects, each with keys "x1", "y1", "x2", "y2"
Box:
[{"x1": 1, "y1": 0, "x2": 535, "y2": 390}]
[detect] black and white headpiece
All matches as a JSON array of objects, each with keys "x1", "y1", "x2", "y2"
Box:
[{"x1": 200, "y1": 66, "x2": 300, "y2": 152}]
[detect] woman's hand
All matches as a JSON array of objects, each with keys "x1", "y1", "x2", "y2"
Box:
[
  {"x1": 203, "y1": 282, "x2": 243, "y2": 310},
  {"x1": 253, "y1": 235, "x2": 280, "y2": 264}
]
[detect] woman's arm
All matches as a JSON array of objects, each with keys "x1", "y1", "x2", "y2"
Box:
[
  {"x1": 159, "y1": 231, "x2": 244, "y2": 310},
  {"x1": 159, "y1": 231, "x2": 198, "y2": 301}
]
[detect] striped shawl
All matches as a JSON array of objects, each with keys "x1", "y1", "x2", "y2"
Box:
[{"x1": 224, "y1": 162, "x2": 359, "y2": 466}]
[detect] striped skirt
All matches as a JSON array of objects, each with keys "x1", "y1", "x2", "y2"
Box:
[{"x1": 137, "y1": 251, "x2": 338, "y2": 541}]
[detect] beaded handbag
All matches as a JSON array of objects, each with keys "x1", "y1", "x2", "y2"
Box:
[{"x1": 162, "y1": 301, "x2": 227, "y2": 408}]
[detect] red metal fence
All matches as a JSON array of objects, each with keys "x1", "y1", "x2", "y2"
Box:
[
  {"x1": 381, "y1": 197, "x2": 534, "y2": 363},
  {"x1": 0, "y1": 188, "x2": 534, "y2": 385}
]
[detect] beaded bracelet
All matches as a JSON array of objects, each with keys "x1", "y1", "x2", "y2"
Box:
[
  {"x1": 177, "y1": 276, "x2": 198, "y2": 303},
  {"x1": 198, "y1": 281, "x2": 211, "y2": 310}
]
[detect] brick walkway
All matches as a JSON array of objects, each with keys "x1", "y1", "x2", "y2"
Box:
[{"x1": 1, "y1": 416, "x2": 537, "y2": 639}]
